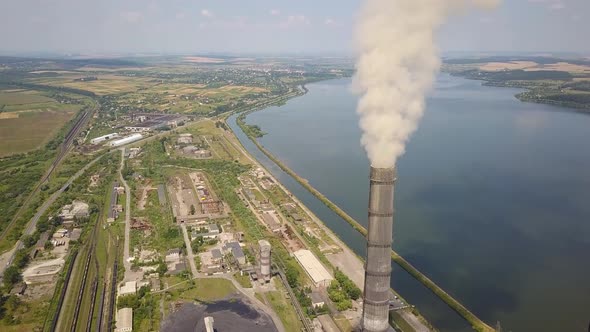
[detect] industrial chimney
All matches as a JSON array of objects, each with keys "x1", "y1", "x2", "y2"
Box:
[{"x1": 361, "y1": 166, "x2": 396, "y2": 332}]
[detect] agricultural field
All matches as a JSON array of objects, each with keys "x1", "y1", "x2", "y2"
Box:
[
  {"x1": 0, "y1": 88, "x2": 84, "y2": 156},
  {"x1": 26, "y1": 74, "x2": 156, "y2": 96}
]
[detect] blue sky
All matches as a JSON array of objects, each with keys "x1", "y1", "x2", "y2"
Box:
[{"x1": 0, "y1": 0, "x2": 587, "y2": 55}]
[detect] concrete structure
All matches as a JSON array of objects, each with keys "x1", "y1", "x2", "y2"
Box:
[
  {"x1": 361, "y1": 167, "x2": 396, "y2": 332},
  {"x1": 90, "y1": 133, "x2": 119, "y2": 145},
  {"x1": 177, "y1": 133, "x2": 193, "y2": 145},
  {"x1": 262, "y1": 211, "x2": 282, "y2": 233},
  {"x1": 119, "y1": 281, "x2": 137, "y2": 296},
  {"x1": 115, "y1": 308, "x2": 133, "y2": 332},
  {"x1": 107, "y1": 182, "x2": 120, "y2": 223},
  {"x1": 223, "y1": 241, "x2": 246, "y2": 265},
  {"x1": 204, "y1": 316, "x2": 215, "y2": 332},
  {"x1": 108, "y1": 133, "x2": 143, "y2": 147},
  {"x1": 258, "y1": 240, "x2": 271, "y2": 282},
  {"x1": 58, "y1": 200, "x2": 89, "y2": 224},
  {"x1": 292, "y1": 249, "x2": 333, "y2": 287},
  {"x1": 310, "y1": 292, "x2": 325, "y2": 308}
]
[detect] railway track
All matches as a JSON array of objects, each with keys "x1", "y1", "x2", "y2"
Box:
[
  {"x1": 47, "y1": 249, "x2": 79, "y2": 332},
  {"x1": 106, "y1": 244, "x2": 119, "y2": 332},
  {"x1": 69, "y1": 208, "x2": 101, "y2": 332},
  {"x1": 0, "y1": 107, "x2": 93, "y2": 242}
]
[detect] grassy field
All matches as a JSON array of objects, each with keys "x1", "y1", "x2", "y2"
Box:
[
  {"x1": 233, "y1": 272, "x2": 253, "y2": 288},
  {"x1": 264, "y1": 279, "x2": 304, "y2": 332},
  {"x1": 0, "y1": 88, "x2": 84, "y2": 156},
  {"x1": 164, "y1": 277, "x2": 237, "y2": 303},
  {"x1": 27, "y1": 74, "x2": 155, "y2": 95}
]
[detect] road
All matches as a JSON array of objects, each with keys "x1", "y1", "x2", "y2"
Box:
[
  {"x1": 179, "y1": 224, "x2": 198, "y2": 278},
  {"x1": 0, "y1": 107, "x2": 94, "y2": 250},
  {"x1": 0, "y1": 154, "x2": 104, "y2": 277},
  {"x1": 118, "y1": 148, "x2": 132, "y2": 283},
  {"x1": 225, "y1": 117, "x2": 430, "y2": 332}
]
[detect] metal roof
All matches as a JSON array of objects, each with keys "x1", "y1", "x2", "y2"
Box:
[{"x1": 293, "y1": 250, "x2": 333, "y2": 286}]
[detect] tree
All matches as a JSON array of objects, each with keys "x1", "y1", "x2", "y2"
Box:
[
  {"x1": 190, "y1": 204, "x2": 196, "y2": 215},
  {"x1": 3, "y1": 266, "x2": 22, "y2": 288}
]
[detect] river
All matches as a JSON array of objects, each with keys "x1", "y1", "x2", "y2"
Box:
[{"x1": 227, "y1": 74, "x2": 590, "y2": 332}]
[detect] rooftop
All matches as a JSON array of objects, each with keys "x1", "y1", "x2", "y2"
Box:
[
  {"x1": 293, "y1": 250, "x2": 333, "y2": 286},
  {"x1": 224, "y1": 241, "x2": 245, "y2": 259}
]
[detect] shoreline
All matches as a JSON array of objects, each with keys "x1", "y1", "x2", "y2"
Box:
[
  {"x1": 227, "y1": 82, "x2": 495, "y2": 332},
  {"x1": 224, "y1": 113, "x2": 436, "y2": 332}
]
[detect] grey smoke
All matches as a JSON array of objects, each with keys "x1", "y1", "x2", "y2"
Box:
[{"x1": 354, "y1": 0, "x2": 500, "y2": 168}]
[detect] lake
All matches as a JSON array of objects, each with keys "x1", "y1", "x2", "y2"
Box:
[{"x1": 228, "y1": 75, "x2": 590, "y2": 332}]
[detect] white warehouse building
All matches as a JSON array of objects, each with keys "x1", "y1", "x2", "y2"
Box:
[
  {"x1": 108, "y1": 134, "x2": 143, "y2": 147},
  {"x1": 90, "y1": 133, "x2": 119, "y2": 145},
  {"x1": 293, "y1": 249, "x2": 333, "y2": 287}
]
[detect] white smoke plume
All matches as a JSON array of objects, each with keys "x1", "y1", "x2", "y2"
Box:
[{"x1": 354, "y1": 0, "x2": 500, "y2": 168}]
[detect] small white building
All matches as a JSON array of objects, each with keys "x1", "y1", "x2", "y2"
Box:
[
  {"x1": 115, "y1": 308, "x2": 133, "y2": 332},
  {"x1": 90, "y1": 133, "x2": 119, "y2": 145},
  {"x1": 119, "y1": 281, "x2": 137, "y2": 297}
]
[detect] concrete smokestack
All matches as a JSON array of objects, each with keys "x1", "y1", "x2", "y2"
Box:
[{"x1": 362, "y1": 166, "x2": 396, "y2": 332}]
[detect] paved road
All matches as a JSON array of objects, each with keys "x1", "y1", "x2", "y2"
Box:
[
  {"x1": 179, "y1": 224, "x2": 198, "y2": 278},
  {"x1": 0, "y1": 155, "x2": 104, "y2": 277},
  {"x1": 119, "y1": 149, "x2": 132, "y2": 283}
]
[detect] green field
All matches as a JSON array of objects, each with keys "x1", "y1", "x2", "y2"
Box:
[
  {"x1": 0, "y1": 89, "x2": 83, "y2": 156},
  {"x1": 264, "y1": 279, "x2": 304, "y2": 332}
]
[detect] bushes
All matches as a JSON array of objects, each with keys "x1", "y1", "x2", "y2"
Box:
[
  {"x1": 327, "y1": 280, "x2": 353, "y2": 311},
  {"x1": 334, "y1": 268, "x2": 361, "y2": 300}
]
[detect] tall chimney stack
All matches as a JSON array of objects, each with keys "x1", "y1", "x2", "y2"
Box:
[{"x1": 361, "y1": 166, "x2": 396, "y2": 332}]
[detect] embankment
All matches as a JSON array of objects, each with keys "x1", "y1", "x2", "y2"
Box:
[{"x1": 234, "y1": 115, "x2": 495, "y2": 332}]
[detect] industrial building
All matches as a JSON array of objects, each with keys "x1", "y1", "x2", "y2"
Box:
[
  {"x1": 258, "y1": 240, "x2": 271, "y2": 282},
  {"x1": 223, "y1": 241, "x2": 246, "y2": 265},
  {"x1": 126, "y1": 114, "x2": 188, "y2": 132},
  {"x1": 262, "y1": 211, "x2": 282, "y2": 233},
  {"x1": 115, "y1": 308, "x2": 133, "y2": 332},
  {"x1": 292, "y1": 249, "x2": 333, "y2": 287},
  {"x1": 177, "y1": 133, "x2": 193, "y2": 145},
  {"x1": 108, "y1": 133, "x2": 143, "y2": 147},
  {"x1": 90, "y1": 133, "x2": 119, "y2": 145},
  {"x1": 119, "y1": 281, "x2": 137, "y2": 296},
  {"x1": 58, "y1": 200, "x2": 89, "y2": 225}
]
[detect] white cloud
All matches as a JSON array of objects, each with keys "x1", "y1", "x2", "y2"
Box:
[
  {"x1": 527, "y1": 0, "x2": 566, "y2": 10},
  {"x1": 176, "y1": 12, "x2": 186, "y2": 20},
  {"x1": 201, "y1": 9, "x2": 213, "y2": 18},
  {"x1": 324, "y1": 18, "x2": 336, "y2": 26},
  {"x1": 120, "y1": 11, "x2": 143, "y2": 24},
  {"x1": 479, "y1": 17, "x2": 494, "y2": 24},
  {"x1": 280, "y1": 15, "x2": 311, "y2": 28},
  {"x1": 270, "y1": 9, "x2": 280, "y2": 16}
]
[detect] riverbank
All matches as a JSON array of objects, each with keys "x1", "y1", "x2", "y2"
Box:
[
  {"x1": 224, "y1": 114, "x2": 438, "y2": 332},
  {"x1": 231, "y1": 111, "x2": 494, "y2": 332}
]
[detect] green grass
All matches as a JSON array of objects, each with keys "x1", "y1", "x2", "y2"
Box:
[
  {"x1": 0, "y1": 106, "x2": 81, "y2": 156},
  {"x1": 0, "y1": 90, "x2": 54, "y2": 105},
  {"x1": 264, "y1": 279, "x2": 304, "y2": 332},
  {"x1": 333, "y1": 314, "x2": 353, "y2": 332},
  {"x1": 390, "y1": 311, "x2": 417, "y2": 332},
  {"x1": 233, "y1": 272, "x2": 252, "y2": 288},
  {"x1": 165, "y1": 278, "x2": 236, "y2": 303}
]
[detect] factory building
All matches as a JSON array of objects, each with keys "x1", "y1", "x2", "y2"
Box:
[
  {"x1": 108, "y1": 134, "x2": 143, "y2": 147},
  {"x1": 90, "y1": 133, "x2": 119, "y2": 145},
  {"x1": 293, "y1": 249, "x2": 333, "y2": 287},
  {"x1": 115, "y1": 308, "x2": 133, "y2": 332},
  {"x1": 258, "y1": 240, "x2": 271, "y2": 282},
  {"x1": 223, "y1": 241, "x2": 246, "y2": 265}
]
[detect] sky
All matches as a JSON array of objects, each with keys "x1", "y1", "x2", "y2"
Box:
[{"x1": 0, "y1": 0, "x2": 588, "y2": 56}]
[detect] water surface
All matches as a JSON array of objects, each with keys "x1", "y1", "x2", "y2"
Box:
[{"x1": 230, "y1": 75, "x2": 590, "y2": 332}]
